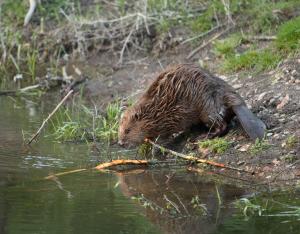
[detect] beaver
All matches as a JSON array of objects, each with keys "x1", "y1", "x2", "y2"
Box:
[{"x1": 118, "y1": 64, "x2": 265, "y2": 148}]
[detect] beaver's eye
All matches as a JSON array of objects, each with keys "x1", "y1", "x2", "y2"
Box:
[{"x1": 125, "y1": 129, "x2": 130, "y2": 134}]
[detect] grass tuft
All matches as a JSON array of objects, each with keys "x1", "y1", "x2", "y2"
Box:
[
  {"x1": 199, "y1": 137, "x2": 231, "y2": 154},
  {"x1": 249, "y1": 139, "x2": 270, "y2": 155},
  {"x1": 213, "y1": 34, "x2": 243, "y2": 58}
]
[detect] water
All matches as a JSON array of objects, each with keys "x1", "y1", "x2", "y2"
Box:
[{"x1": 0, "y1": 95, "x2": 299, "y2": 234}]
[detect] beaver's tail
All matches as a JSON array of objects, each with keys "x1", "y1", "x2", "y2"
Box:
[{"x1": 232, "y1": 105, "x2": 266, "y2": 140}]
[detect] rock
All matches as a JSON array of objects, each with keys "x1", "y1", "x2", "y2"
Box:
[
  {"x1": 238, "y1": 144, "x2": 251, "y2": 152},
  {"x1": 233, "y1": 83, "x2": 242, "y2": 89},
  {"x1": 276, "y1": 94, "x2": 289, "y2": 109},
  {"x1": 267, "y1": 132, "x2": 273, "y2": 137},
  {"x1": 257, "y1": 92, "x2": 268, "y2": 101}
]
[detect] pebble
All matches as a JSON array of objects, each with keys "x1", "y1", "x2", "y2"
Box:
[
  {"x1": 257, "y1": 92, "x2": 268, "y2": 101},
  {"x1": 267, "y1": 132, "x2": 273, "y2": 137},
  {"x1": 233, "y1": 83, "x2": 243, "y2": 89}
]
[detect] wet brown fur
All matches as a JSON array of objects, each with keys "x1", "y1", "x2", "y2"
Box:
[{"x1": 118, "y1": 64, "x2": 255, "y2": 148}]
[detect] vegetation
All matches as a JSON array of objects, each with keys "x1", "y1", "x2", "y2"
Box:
[
  {"x1": 249, "y1": 139, "x2": 270, "y2": 155},
  {"x1": 198, "y1": 137, "x2": 231, "y2": 154},
  {"x1": 284, "y1": 135, "x2": 298, "y2": 149},
  {"x1": 276, "y1": 16, "x2": 300, "y2": 53},
  {"x1": 51, "y1": 101, "x2": 122, "y2": 142},
  {"x1": 234, "y1": 198, "x2": 265, "y2": 217},
  {"x1": 223, "y1": 49, "x2": 282, "y2": 72}
]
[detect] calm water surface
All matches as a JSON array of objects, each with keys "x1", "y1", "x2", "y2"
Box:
[{"x1": 0, "y1": 95, "x2": 299, "y2": 234}]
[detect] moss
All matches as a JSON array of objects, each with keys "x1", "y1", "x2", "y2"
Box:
[
  {"x1": 276, "y1": 16, "x2": 300, "y2": 53},
  {"x1": 199, "y1": 138, "x2": 231, "y2": 154}
]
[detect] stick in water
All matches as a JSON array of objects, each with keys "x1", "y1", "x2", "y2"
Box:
[{"x1": 27, "y1": 90, "x2": 73, "y2": 145}]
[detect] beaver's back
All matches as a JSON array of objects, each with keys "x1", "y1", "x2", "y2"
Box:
[{"x1": 142, "y1": 64, "x2": 244, "y2": 123}]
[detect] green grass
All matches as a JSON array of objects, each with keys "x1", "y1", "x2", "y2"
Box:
[
  {"x1": 276, "y1": 16, "x2": 300, "y2": 53},
  {"x1": 223, "y1": 49, "x2": 282, "y2": 72},
  {"x1": 50, "y1": 101, "x2": 122, "y2": 142},
  {"x1": 249, "y1": 139, "x2": 270, "y2": 155},
  {"x1": 213, "y1": 33, "x2": 243, "y2": 58},
  {"x1": 199, "y1": 137, "x2": 231, "y2": 154}
]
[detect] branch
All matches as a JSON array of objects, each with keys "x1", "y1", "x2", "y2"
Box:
[
  {"x1": 0, "y1": 84, "x2": 41, "y2": 96},
  {"x1": 95, "y1": 159, "x2": 149, "y2": 170},
  {"x1": 145, "y1": 139, "x2": 254, "y2": 174},
  {"x1": 187, "y1": 27, "x2": 232, "y2": 59},
  {"x1": 24, "y1": 0, "x2": 37, "y2": 26},
  {"x1": 27, "y1": 90, "x2": 73, "y2": 145}
]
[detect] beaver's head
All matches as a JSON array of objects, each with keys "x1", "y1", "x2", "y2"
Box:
[{"x1": 118, "y1": 107, "x2": 149, "y2": 148}]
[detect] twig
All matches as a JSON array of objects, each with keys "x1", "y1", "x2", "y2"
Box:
[
  {"x1": 245, "y1": 35, "x2": 277, "y2": 41},
  {"x1": 0, "y1": 84, "x2": 41, "y2": 96},
  {"x1": 27, "y1": 90, "x2": 73, "y2": 145},
  {"x1": 24, "y1": 0, "x2": 37, "y2": 26},
  {"x1": 45, "y1": 169, "x2": 87, "y2": 180},
  {"x1": 186, "y1": 27, "x2": 232, "y2": 59},
  {"x1": 146, "y1": 139, "x2": 254, "y2": 174},
  {"x1": 180, "y1": 24, "x2": 223, "y2": 45},
  {"x1": 220, "y1": 0, "x2": 235, "y2": 26},
  {"x1": 119, "y1": 23, "x2": 136, "y2": 64}
]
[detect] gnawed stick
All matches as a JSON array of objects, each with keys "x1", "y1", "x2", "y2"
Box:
[
  {"x1": 95, "y1": 159, "x2": 149, "y2": 170},
  {"x1": 45, "y1": 169, "x2": 87, "y2": 180},
  {"x1": 145, "y1": 139, "x2": 254, "y2": 174},
  {"x1": 27, "y1": 90, "x2": 73, "y2": 145},
  {"x1": 44, "y1": 159, "x2": 150, "y2": 179}
]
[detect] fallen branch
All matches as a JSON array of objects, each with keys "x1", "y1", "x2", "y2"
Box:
[
  {"x1": 180, "y1": 24, "x2": 224, "y2": 45},
  {"x1": 146, "y1": 139, "x2": 254, "y2": 174},
  {"x1": 27, "y1": 89, "x2": 73, "y2": 145},
  {"x1": 44, "y1": 169, "x2": 87, "y2": 180},
  {"x1": 95, "y1": 159, "x2": 149, "y2": 170},
  {"x1": 0, "y1": 84, "x2": 41, "y2": 96},
  {"x1": 44, "y1": 159, "x2": 150, "y2": 179},
  {"x1": 187, "y1": 27, "x2": 232, "y2": 59},
  {"x1": 244, "y1": 35, "x2": 277, "y2": 41}
]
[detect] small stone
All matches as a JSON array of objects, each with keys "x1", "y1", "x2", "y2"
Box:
[
  {"x1": 277, "y1": 94, "x2": 289, "y2": 109},
  {"x1": 291, "y1": 70, "x2": 297, "y2": 75},
  {"x1": 233, "y1": 83, "x2": 242, "y2": 89},
  {"x1": 257, "y1": 92, "x2": 267, "y2": 101},
  {"x1": 290, "y1": 77, "x2": 295, "y2": 83},
  {"x1": 267, "y1": 132, "x2": 273, "y2": 137},
  {"x1": 238, "y1": 144, "x2": 251, "y2": 152}
]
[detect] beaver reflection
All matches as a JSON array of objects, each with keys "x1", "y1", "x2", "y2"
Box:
[{"x1": 117, "y1": 170, "x2": 245, "y2": 234}]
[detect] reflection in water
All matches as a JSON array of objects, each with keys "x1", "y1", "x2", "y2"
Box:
[{"x1": 118, "y1": 170, "x2": 245, "y2": 234}]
